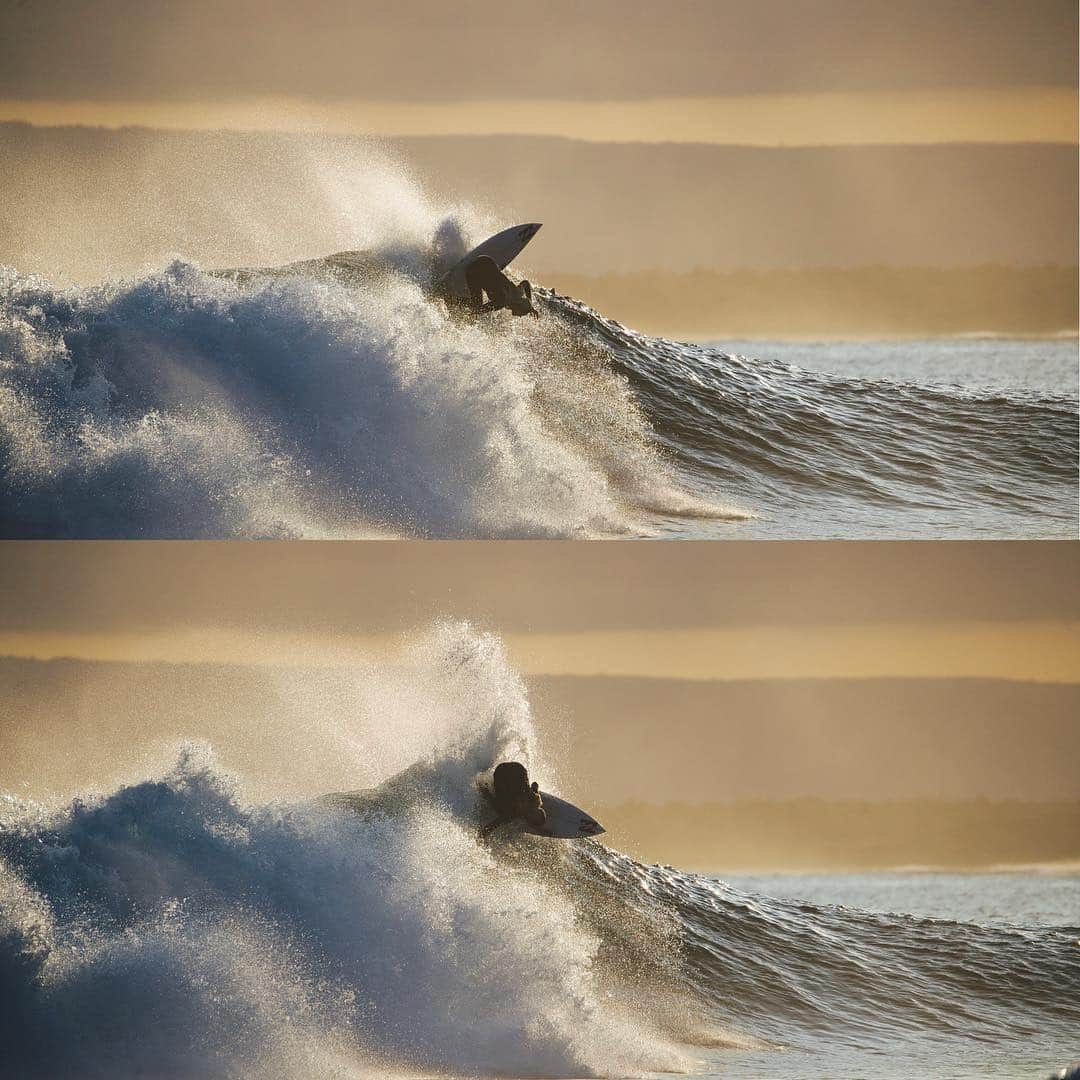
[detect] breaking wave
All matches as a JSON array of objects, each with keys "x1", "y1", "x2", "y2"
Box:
[
  {"x1": 0, "y1": 246, "x2": 726, "y2": 538},
  {"x1": 3, "y1": 230, "x2": 1074, "y2": 539},
  {"x1": 2, "y1": 624, "x2": 1077, "y2": 1078}
]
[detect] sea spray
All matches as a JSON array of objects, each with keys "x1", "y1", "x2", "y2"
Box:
[
  {"x1": 1, "y1": 258, "x2": 698, "y2": 538},
  {"x1": 0, "y1": 759, "x2": 692, "y2": 1076}
]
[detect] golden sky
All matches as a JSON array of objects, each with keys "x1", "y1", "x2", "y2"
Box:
[
  {"x1": 3, "y1": 620, "x2": 1079, "y2": 684},
  {"x1": 2, "y1": 541, "x2": 1077, "y2": 682},
  {"x1": 1, "y1": 87, "x2": 1073, "y2": 146},
  {"x1": 1, "y1": 2, "x2": 1075, "y2": 145}
]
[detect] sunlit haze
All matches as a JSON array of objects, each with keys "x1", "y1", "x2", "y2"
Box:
[{"x1": 2, "y1": 542, "x2": 1076, "y2": 680}]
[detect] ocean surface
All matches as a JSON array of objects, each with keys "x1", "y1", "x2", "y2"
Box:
[
  {"x1": 2, "y1": 625, "x2": 1077, "y2": 1080},
  {"x1": 726, "y1": 869, "x2": 1080, "y2": 929},
  {"x1": 1, "y1": 239, "x2": 1075, "y2": 538}
]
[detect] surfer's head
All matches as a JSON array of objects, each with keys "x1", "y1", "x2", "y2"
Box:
[
  {"x1": 508, "y1": 279, "x2": 538, "y2": 318},
  {"x1": 493, "y1": 761, "x2": 530, "y2": 797},
  {"x1": 490, "y1": 761, "x2": 545, "y2": 827}
]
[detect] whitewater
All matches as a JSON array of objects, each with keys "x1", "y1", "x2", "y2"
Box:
[
  {"x1": 1, "y1": 163, "x2": 1075, "y2": 539},
  {"x1": 2, "y1": 624, "x2": 1078, "y2": 1080}
]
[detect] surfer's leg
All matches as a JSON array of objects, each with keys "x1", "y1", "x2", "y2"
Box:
[
  {"x1": 465, "y1": 259, "x2": 485, "y2": 306},
  {"x1": 465, "y1": 256, "x2": 510, "y2": 309}
]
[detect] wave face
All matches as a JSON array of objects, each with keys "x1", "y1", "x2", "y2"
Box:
[
  {"x1": 4, "y1": 235, "x2": 1075, "y2": 538},
  {"x1": 3, "y1": 625, "x2": 1078, "y2": 1079},
  {"x1": 545, "y1": 292, "x2": 1079, "y2": 538}
]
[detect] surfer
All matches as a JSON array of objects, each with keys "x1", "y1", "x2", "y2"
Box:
[
  {"x1": 478, "y1": 761, "x2": 547, "y2": 838},
  {"x1": 464, "y1": 255, "x2": 539, "y2": 318}
]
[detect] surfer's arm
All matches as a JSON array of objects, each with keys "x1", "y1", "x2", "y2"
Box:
[{"x1": 524, "y1": 783, "x2": 546, "y2": 828}]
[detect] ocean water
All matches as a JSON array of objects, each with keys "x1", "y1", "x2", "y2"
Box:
[
  {"x1": 1, "y1": 245, "x2": 1075, "y2": 538},
  {"x1": 726, "y1": 869, "x2": 1080, "y2": 929},
  {"x1": 720, "y1": 337, "x2": 1078, "y2": 398},
  {"x1": 2, "y1": 624, "x2": 1077, "y2": 1080},
  {"x1": 634, "y1": 331, "x2": 1078, "y2": 539}
]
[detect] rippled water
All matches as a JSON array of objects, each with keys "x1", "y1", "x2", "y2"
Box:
[
  {"x1": 557, "y1": 296, "x2": 1077, "y2": 538},
  {"x1": 720, "y1": 337, "x2": 1078, "y2": 397},
  {"x1": 726, "y1": 869, "x2": 1080, "y2": 928}
]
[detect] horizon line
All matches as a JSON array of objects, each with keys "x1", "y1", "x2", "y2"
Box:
[
  {"x1": 3, "y1": 650, "x2": 1078, "y2": 688},
  {"x1": 2, "y1": 116, "x2": 1077, "y2": 152},
  {"x1": 1, "y1": 85, "x2": 1075, "y2": 148}
]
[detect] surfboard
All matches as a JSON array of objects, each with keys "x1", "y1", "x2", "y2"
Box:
[
  {"x1": 325, "y1": 782, "x2": 603, "y2": 842},
  {"x1": 526, "y1": 791, "x2": 605, "y2": 840},
  {"x1": 437, "y1": 223, "x2": 542, "y2": 300}
]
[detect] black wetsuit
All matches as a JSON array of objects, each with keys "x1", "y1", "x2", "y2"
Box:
[
  {"x1": 464, "y1": 256, "x2": 535, "y2": 316},
  {"x1": 466, "y1": 255, "x2": 511, "y2": 309},
  {"x1": 480, "y1": 761, "x2": 547, "y2": 836}
]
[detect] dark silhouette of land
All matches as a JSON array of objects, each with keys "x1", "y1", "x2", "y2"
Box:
[{"x1": 5, "y1": 2, "x2": 1074, "y2": 104}]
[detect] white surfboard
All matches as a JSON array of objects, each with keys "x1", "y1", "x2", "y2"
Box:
[
  {"x1": 326, "y1": 782, "x2": 603, "y2": 842},
  {"x1": 526, "y1": 791, "x2": 605, "y2": 840},
  {"x1": 438, "y1": 223, "x2": 542, "y2": 299}
]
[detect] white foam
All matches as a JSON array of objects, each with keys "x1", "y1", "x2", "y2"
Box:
[
  {"x1": 0, "y1": 254, "x2": 690, "y2": 536},
  {"x1": 0, "y1": 625, "x2": 694, "y2": 1078}
]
